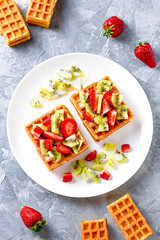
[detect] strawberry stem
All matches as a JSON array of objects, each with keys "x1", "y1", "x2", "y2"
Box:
[
  {"x1": 30, "y1": 217, "x2": 48, "y2": 232},
  {"x1": 103, "y1": 25, "x2": 114, "y2": 38},
  {"x1": 135, "y1": 42, "x2": 148, "y2": 49}
]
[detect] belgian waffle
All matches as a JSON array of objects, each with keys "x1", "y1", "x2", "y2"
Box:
[
  {"x1": 70, "y1": 76, "x2": 134, "y2": 142},
  {"x1": 26, "y1": 0, "x2": 57, "y2": 28},
  {"x1": 107, "y1": 193, "x2": 153, "y2": 240},
  {"x1": 0, "y1": 0, "x2": 30, "y2": 46},
  {"x1": 25, "y1": 105, "x2": 89, "y2": 171},
  {"x1": 81, "y1": 218, "x2": 109, "y2": 240}
]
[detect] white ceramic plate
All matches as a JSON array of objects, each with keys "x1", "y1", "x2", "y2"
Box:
[{"x1": 7, "y1": 53, "x2": 153, "y2": 198}]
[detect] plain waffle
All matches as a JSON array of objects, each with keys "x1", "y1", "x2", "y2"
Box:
[
  {"x1": 0, "y1": 0, "x2": 30, "y2": 46},
  {"x1": 25, "y1": 105, "x2": 89, "y2": 171},
  {"x1": 107, "y1": 193, "x2": 153, "y2": 240},
  {"x1": 81, "y1": 218, "x2": 109, "y2": 240},
  {"x1": 26, "y1": 0, "x2": 57, "y2": 28},
  {"x1": 70, "y1": 76, "x2": 134, "y2": 142}
]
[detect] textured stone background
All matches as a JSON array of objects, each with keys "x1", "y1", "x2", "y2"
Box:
[{"x1": 0, "y1": 0, "x2": 160, "y2": 239}]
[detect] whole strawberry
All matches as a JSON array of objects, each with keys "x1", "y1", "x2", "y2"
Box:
[
  {"x1": 134, "y1": 42, "x2": 156, "y2": 68},
  {"x1": 20, "y1": 206, "x2": 47, "y2": 232},
  {"x1": 103, "y1": 16, "x2": 124, "y2": 38}
]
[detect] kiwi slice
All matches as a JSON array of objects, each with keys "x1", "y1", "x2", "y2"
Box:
[
  {"x1": 111, "y1": 93, "x2": 123, "y2": 108},
  {"x1": 81, "y1": 167, "x2": 90, "y2": 181},
  {"x1": 91, "y1": 164, "x2": 104, "y2": 171},
  {"x1": 117, "y1": 105, "x2": 128, "y2": 120},
  {"x1": 51, "y1": 109, "x2": 64, "y2": 134},
  {"x1": 72, "y1": 139, "x2": 83, "y2": 154},
  {"x1": 33, "y1": 124, "x2": 48, "y2": 131},
  {"x1": 47, "y1": 79, "x2": 55, "y2": 92},
  {"x1": 79, "y1": 91, "x2": 88, "y2": 106},
  {"x1": 113, "y1": 149, "x2": 128, "y2": 163},
  {"x1": 97, "y1": 80, "x2": 112, "y2": 93},
  {"x1": 62, "y1": 134, "x2": 79, "y2": 147},
  {"x1": 57, "y1": 69, "x2": 72, "y2": 79},
  {"x1": 107, "y1": 156, "x2": 115, "y2": 167},
  {"x1": 39, "y1": 88, "x2": 52, "y2": 100},
  {"x1": 59, "y1": 80, "x2": 72, "y2": 90},
  {"x1": 48, "y1": 147, "x2": 62, "y2": 162},
  {"x1": 40, "y1": 140, "x2": 48, "y2": 155},
  {"x1": 98, "y1": 117, "x2": 109, "y2": 132},
  {"x1": 29, "y1": 97, "x2": 42, "y2": 108},
  {"x1": 73, "y1": 159, "x2": 84, "y2": 175},
  {"x1": 87, "y1": 169, "x2": 100, "y2": 183},
  {"x1": 85, "y1": 103, "x2": 97, "y2": 117},
  {"x1": 95, "y1": 151, "x2": 107, "y2": 164},
  {"x1": 94, "y1": 115, "x2": 103, "y2": 124},
  {"x1": 97, "y1": 94, "x2": 103, "y2": 114},
  {"x1": 104, "y1": 143, "x2": 117, "y2": 150},
  {"x1": 71, "y1": 65, "x2": 83, "y2": 77}
]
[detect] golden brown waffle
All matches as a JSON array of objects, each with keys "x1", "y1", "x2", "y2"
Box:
[
  {"x1": 107, "y1": 193, "x2": 153, "y2": 240},
  {"x1": 81, "y1": 218, "x2": 109, "y2": 240},
  {"x1": 25, "y1": 105, "x2": 89, "y2": 171},
  {"x1": 26, "y1": 0, "x2": 57, "y2": 28},
  {"x1": 70, "y1": 76, "x2": 134, "y2": 142},
  {"x1": 0, "y1": 0, "x2": 30, "y2": 46}
]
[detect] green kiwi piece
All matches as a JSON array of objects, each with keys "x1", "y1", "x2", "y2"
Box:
[
  {"x1": 39, "y1": 88, "x2": 52, "y2": 100},
  {"x1": 98, "y1": 117, "x2": 109, "y2": 132},
  {"x1": 97, "y1": 80, "x2": 112, "y2": 93},
  {"x1": 117, "y1": 105, "x2": 128, "y2": 120},
  {"x1": 107, "y1": 156, "x2": 115, "y2": 167},
  {"x1": 47, "y1": 79, "x2": 56, "y2": 92},
  {"x1": 71, "y1": 65, "x2": 83, "y2": 77},
  {"x1": 87, "y1": 169, "x2": 100, "y2": 183},
  {"x1": 48, "y1": 147, "x2": 62, "y2": 162},
  {"x1": 73, "y1": 159, "x2": 84, "y2": 175},
  {"x1": 72, "y1": 139, "x2": 83, "y2": 154},
  {"x1": 40, "y1": 140, "x2": 48, "y2": 155},
  {"x1": 81, "y1": 166, "x2": 90, "y2": 181},
  {"x1": 33, "y1": 124, "x2": 48, "y2": 131},
  {"x1": 62, "y1": 134, "x2": 79, "y2": 148},
  {"x1": 51, "y1": 109, "x2": 64, "y2": 134},
  {"x1": 29, "y1": 97, "x2": 42, "y2": 108},
  {"x1": 59, "y1": 80, "x2": 72, "y2": 90},
  {"x1": 85, "y1": 103, "x2": 97, "y2": 117},
  {"x1": 104, "y1": 143, "x2": 117, "y2": 150},
  {"x1": 113, "y1": 149, "x2": 128, "y2": 163},
  {"x1": 91, "y1": 164, "x2": 104, "y2": 171},
  {"x1": 95, "y1": 151, "x2": 107, "y2": 164},
  {"x1": 94, "y1": 115, "x2": 103, "y2": 124},
  {"x1": 97, "y1": 94, "x2": 103, "y2": 114},
  {"x1": 57, "y1": 69, "x2": 72, "y2": 79},
  {"x1": 111, "y1": 93, "x2": 123, "y2": 108},
  {"x1": 79, "y1": 91, "x2": 88, "y2": 106}
]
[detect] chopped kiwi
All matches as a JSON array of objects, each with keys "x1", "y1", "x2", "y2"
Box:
[
  {"x1": 73, "y1": 159, "x2": 84, "y2": 175},
  {"x1": 111, "y1": 93, "x2": 123, "y2": 108},
  {"x1": 107, "y1": 156, "x2": 115, "y2": 167},
  {"x1": 71, "y1": 65, "x2": 83, "y2": 77},
  {"x1": 51, "y1": 109, "x2": 64, "y2": 134},
  {"x1": 91, "y1": 164, "x2": 104, "y2": 171},
  {"x1": 87, "y1": 169, "x2": 100, "y2": 183},
  {"x1": 97, "y1": 80, "x2": 112, "y2": 93},
  {"x1": 95, "y1": 151, "x2": 107, "y2": 164},
  {"x1": 117, "y1": 105, "x2": 128, "y2": 120},
  {"x1": 29, "y1": 97, "x2": 42, "y2": 108},
  {"x1": 72, "y1": 139, "x2": 83, "y2": 154},
  {"x1": 48, "y1": 147, "x2": 62, "y2": 162},
  {"x1": 62, "y1": 134, "x2": 79, "y2": 147},
  {"x1": 47, "y1": 79, "x2": 55, "y2": 92},
  {"x1": 40, "y1": 140, "x2": 48, "y2": 155},
  {"x1": 81, "y1": 167, "x2": 90, "y2": 181},
  {"x1": 104, "y1": 143, "x2": 117, "y2": 150},
  {"x1": 33, "y1": 124, "x2": 48, "y2": 131},
  {"x1": 113, "y1": 149, "x2": 128, "y2": 163},
  {"x1": 94, "y1": 115, "x2": 103, "y2": 124},
  {"x1": 79, "y1": 91, "x2": 88, "y2": 106},
  {"x1": 97, "y1": 94, "x2": 103, "y2": 114},
  {"x1": 39, "y1": 88, "x2": 52, "y2": 100},
  {"x1": 98, "y1": 117, "x2": 109, "y2": 132},
  {"x1": 57, "y1": 69, "x2": 72, "y2": 79},
  {"x1": 85, "y1": 103, "x2": 97, "y2": 117},
  {"x1": 59, "y1": 80, "x2": 72, "y2": 90}
]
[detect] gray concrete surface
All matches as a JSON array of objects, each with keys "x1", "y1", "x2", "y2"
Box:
[{"x1": 0, "y1": 0, "x2": 160, "y2": 239}]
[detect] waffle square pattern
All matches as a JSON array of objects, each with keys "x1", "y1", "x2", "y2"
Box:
[
  {"x1": 0, "y1": 0, "x2": 30, "y2": 46},
  {"x1": 81, "y1": 218, "x2": 109, "y2": 240},
  {"x1": 107, "y1": 193, "x2": 153, "y2": 240}
]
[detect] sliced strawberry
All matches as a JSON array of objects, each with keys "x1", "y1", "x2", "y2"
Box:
[
  {"x1": 100, "y1": 170, "x2": 111, "y2": 180},
  {"x1": 89, "y1": 88, "x2": 98, "y2": 113},
  {"x1": 43, "y1": 131, "x2": 64, "y2": 141},
  {"x1": 85, "y1": 150, "x2": 97, "y2": 161},
  {"x1": 108, "y1": 109, "x2": 117, "y2": 128},
  {"x1": 103, "y1": 91, "x2": 114, "y2": 106},
  {"x1": 56, "y1": 144, "x2": 71, "y2": 154},
  {"x1": 60, "y1": 118, "x2": 77, "y2": 138},
  {"x1": 37, "y1": 137, "x2": 45, "y2": 147},
  {"x1": 82, "y1": 109, "x2": 94, "y2": 122},
  {"x1": 62, "y1": 172, "x2": 73, "y2": 182},
  {"x1": 121, "y1": 144, "x2": 130, "y2": 153},
  {"x1": 32, "y1": 126, "x2": 43, "y2": 138},
  {"x1": 44, "y1": 139, "x2": 53, "y2": 150},
  {"x1": 101, "y1": 98, "x2": 111, "y2": 115},
  {"x1": 43, "y1": 117, "x2": 51, "y2": 127}
]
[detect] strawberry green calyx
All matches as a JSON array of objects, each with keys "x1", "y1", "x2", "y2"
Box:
[
  {"x1": 30, "y1": 217, "x2": 48, "y2": 232},
  {"x1": 135, "y1": 42, "x2": 148, "y2": 49},
  {"x1": 103, "y1": 25, "x2": 114, "y2": 38}
]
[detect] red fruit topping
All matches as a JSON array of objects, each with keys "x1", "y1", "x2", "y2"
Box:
[
  {"x1": 121, "y1": 144, "x2": 130, "y2": 153},
  {"x1": 56, "y1": 144, "x2": 71, "y2": 154},
  {"x1": 43, "y1": 117, "x2": 51, "y2": 127},
  {"x1": 82, "y1": 109, "x2": 94, "y2": 122},
  {"x1": 103, "y1": 16, "x2": 124, "y2": 38},
  {"x1": 62, "y1": 172, "x2": 73, "y2": 182},
  {"x1": 100, "y1": 170, "x2": 111, "y2": 180},
  {"x1": 103, "y1": 91, "x2": 113, "y2": 106},
  {"x1": 134, "y1": 42, "x2": 156, "y2": 68},
  {"x1": 85, "y1": 150, "x2": 97, "y2": 161},
  {"x1": 44, "y1": 139, "x2": 53, "y2": 150},
  {"x1": 43, "y1": 131, "x2": 64, "y2": 141},
  {"x1": 32, "y1": 126, "x2": 43, "y2": 138},
  {"x1": 20, "y1": 206, "x2": 47, "y2": 232},
  {"x1": 60, "y1": 118, "x2": 77, "y2": 138},
  {"x1": 37, "y1": 137, "x2": 44, "y2": 147},
  {"x1": 101, "y1": 98, "x2": 111, "y2": 115},
  {"x1": 89, "y1": 88, "x2": 98, "y2": 113},
  {"x1": 108, "y1": 109, "x2": 117, "y2": 128}
]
